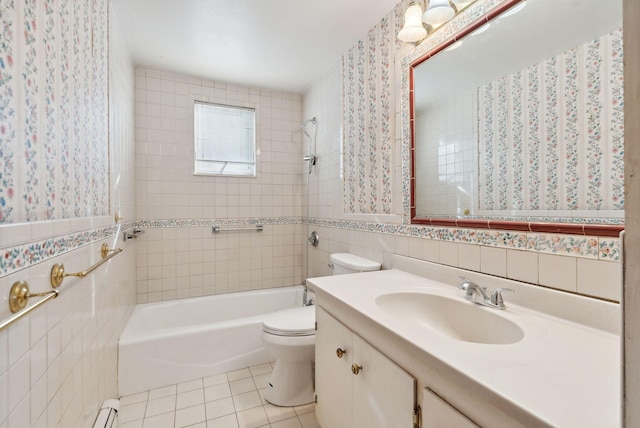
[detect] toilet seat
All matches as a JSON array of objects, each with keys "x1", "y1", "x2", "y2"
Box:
[{"x1": 263, "y1": 306, "x2": 315, "y2": 337}]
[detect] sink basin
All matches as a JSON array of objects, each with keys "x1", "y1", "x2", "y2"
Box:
[{"x1": 375, "y1": 292, "x2": 524, "y2": 345}]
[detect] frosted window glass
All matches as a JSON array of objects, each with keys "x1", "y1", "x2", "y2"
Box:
[{"x1": 194, "y1": 102, "x2": 256, "y2": 176}]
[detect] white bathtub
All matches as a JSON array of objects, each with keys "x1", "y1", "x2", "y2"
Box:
[{"x1": 118, "y1": 286, "x2": 305, "y2": 396}]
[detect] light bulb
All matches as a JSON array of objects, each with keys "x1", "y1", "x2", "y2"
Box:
[
  {"x1": 422, "y1": 0, "x2": 456, "y2": 29},
  {"x1": 398, "y1": 2, "x2": 427, "y2": 43}
]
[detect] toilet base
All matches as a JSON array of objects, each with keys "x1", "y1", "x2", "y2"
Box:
[{"x1": 265, "y1": 359, "x2": 315, "y2": 407}]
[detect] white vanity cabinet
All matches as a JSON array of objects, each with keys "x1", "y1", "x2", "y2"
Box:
[
  {"x1": 315, "y1": 307, "x2": 417, "y2": 428},
  {"x1": 421, "y1": 388, "x2": 479, "y2": 428}
]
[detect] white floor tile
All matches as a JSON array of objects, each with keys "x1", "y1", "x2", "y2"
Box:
[
  {"x1": 230, "y1": 378, "x2": 256, "y2": 395},
  {"x1": 257, "y1": 388, "x2": 269, "y2": 405},
  {"x1": 207, "y1": 414, "x2": 240, "y2": 428},
  {"x1": 227, "y1": 368, "x2": 252, "y2": 382},
  {"x1": 271, "y1": 417, "x2": 303, "y2": 428},
  {"x1": 264, "y1": 403, "x2": 296, "y2": 423},
  {"x1": 120, "y1": 391, "x2": 149, "y2": 406},
  {"x1": 120, "y1": 420, "x2": 144, "y2": 428},
  {"x1": 119, "y1": 402, "x2": 147, "y2": 423},
  {"x1": 298, "y1": 412, "x2": 320, "y2": 428},
  {"x1": 205, "y1": 397, "x2": 236, "y2": 420},
  {"x1": 129, "y1": 365, "x2": 319, "y2": 428},
  {"x1": 149, "y1": 384, "x2": 177, "y2": 400},
  {"x1": 178, "y1": 378, "x2": 204, "y2": 394},
  {"x1": 176, "y1": 404, "x2": 207, "y2": 427},
  {"x1": 236, "y1": 406, "x2": 269, "y2": 428},
  {"x1": 293, "y1": 403, "x2": 314, "y2": 416},
  {"x1": 249, "y1": 364, "x2": 273, "y2": 377},
  {"x1": 146, "y1": 395, "x2": 177, "y2": 417},
  {"x1": 204, "y1": 373, "x2": 228, "y2": 387},
  {"x1": 252, "y1": 373, "x2": 272, "y2": 390},
  {"x1": 178, "y1": 389, "x2": 206, "y2": 409},
  {"x1": 205, "y1": 383, "x2": 232, "y2": 402},
  {"x1": 232, "y1": 391, "x2": 263, "y2": 412},
  {"x1": 142, "y1": 412, "x2": 175, "y2": 428}
]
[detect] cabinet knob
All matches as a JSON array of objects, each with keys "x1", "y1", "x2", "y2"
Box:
[
  {"x1": 351, "y1": 363, "x2": 362, "y2": 375},
  {"x1": 336, "y1": 348, "x2": 346, "y2": 358}
]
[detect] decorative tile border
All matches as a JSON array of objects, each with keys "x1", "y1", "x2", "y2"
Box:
[
  {"x1": 0, "y1": 215, "x2": 622, "y2": 279},
  {"x1": 599, "y1": 238, "x2": 621, "y2": 261},
  {"x1": 136, "y1": 217, "x2": 303, "y2": 229},
  {"x1": 0, "y1": 221, "x2": 136, "y2": 277},
  {"x1": 305, "y1": 217, "x2": 621, "y2": 261}
]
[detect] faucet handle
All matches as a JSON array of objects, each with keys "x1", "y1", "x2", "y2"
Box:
[
  {"x1": 490, "y1": 288, "x2": 514, "y2": 307},
  {"x1": 458, "y1": 276, "x2": 484, "y2": 292},
  {"x1": 458, "y1": 276, "x2": 473, "y2": 289}
]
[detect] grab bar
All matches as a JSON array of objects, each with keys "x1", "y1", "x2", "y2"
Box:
[
  {"x1": 50, "y1": 244, "x2": 123, "y2": 288},
  {"x1": 212, "y1": 224, "x2": 263, "y2": 233}
]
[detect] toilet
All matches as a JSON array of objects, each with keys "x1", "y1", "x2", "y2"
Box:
[{"x1": 261, "y1": 253, "x2": 381, "y2": 406}]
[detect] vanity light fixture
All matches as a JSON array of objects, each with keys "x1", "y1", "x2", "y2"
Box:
[
  {"x1": 422, "y1": 0, "x2": 456, "y2": 29},
  {"x1": 398, "y1": 0, "x2": 478, "y2": 43},
  {"x1": 398, "y1": 2, "x2": 428, "y2": 43}
]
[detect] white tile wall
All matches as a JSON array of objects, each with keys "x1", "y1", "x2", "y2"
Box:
[
  {"x1": 134, "y1": 68, "x2": 305, "y2": 301},
  {"x1": 135, "y1": 224, "x2": 304, "y2": 303},
  {"x1": 507, "y1": 250, "x2": 539, "y2": 284},
  {"x1": 577, "y1": 259, "x2": 622, "y2": 301},
  {"x1": 135, "y1": 68, "x2": 304, "y2": 221},
  {"x1": 539, "y1": 254, "x2": 577, "y2": 293},
  {"x1": 415, "y1": 91, "x2": 477, "y2": 216}
]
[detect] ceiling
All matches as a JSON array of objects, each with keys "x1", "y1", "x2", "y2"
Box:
[{"x1": 111, "y1": 0, "x2": 401, "y2": 94}]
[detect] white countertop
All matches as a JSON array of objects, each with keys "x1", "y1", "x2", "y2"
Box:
[{"x1": 308, "y1": 268, "x2": 620, "y2": 428}]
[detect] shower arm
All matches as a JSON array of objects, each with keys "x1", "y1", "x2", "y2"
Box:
[{"x1": 302, "y1": 117, "x2": 318, "y2": 174}]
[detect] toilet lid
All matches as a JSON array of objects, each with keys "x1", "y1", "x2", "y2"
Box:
[{"x1": 263, "y1": 306, "x2": 315, "y2": 336}]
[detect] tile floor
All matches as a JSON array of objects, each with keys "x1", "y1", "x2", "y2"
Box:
[{"x1": 118, "y1": 363, "x2": 320, "y2": 428}]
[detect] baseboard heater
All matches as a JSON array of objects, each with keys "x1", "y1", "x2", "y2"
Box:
[{"x1": 92, "y1": 399, "x2": 120, "y2": 428}]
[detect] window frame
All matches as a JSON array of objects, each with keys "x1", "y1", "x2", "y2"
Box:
[{"x1": 193, "y1": 100, "x2": 257, "y2": 178}]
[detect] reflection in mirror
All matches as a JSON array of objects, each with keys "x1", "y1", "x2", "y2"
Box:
[{"x1": 411, "y1": 0, "x2": 624, "y2": 228}]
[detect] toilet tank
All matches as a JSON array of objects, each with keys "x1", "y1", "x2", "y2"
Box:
[{"x1": 330, "y1": 253, "x2": 381, "y2": 275}]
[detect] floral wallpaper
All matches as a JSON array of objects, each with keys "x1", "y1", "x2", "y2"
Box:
[
  {"x1": 478, "y1": 29, "x2": 624, "y2": 212},
  {"x1": 342, "y1": 14, "x2": 394, "y2": 215},
  {"x1": 0, "y1": 0, "x2": 109, "y2": 224}
]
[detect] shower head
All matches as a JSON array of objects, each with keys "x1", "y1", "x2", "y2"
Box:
[
  {"x1": 301, "y1": 117, "x2": 317, "y2": 138},
  {"x1": 302, "y1": 117, "x2": 317, "y2": 127}
]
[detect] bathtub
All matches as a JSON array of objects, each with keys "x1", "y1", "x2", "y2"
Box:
[{"x1": 118, "y1": 286, "x2": 305, "y2": 396}]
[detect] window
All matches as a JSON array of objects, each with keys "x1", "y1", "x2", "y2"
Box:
[{"x1": 194, "y1": 101, "x2": 256, "y2": 177}]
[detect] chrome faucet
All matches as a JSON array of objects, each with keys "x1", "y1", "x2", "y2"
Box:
[
  {"x1": 302, "y1": 285, "x2": 315, "y2": 307},
  {"x1": 458, "y1": 277, "x2": 514, "y2": 310}
]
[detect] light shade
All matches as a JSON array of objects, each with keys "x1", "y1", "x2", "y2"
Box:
[
  {"x1": 398, "y1": 2, "x2": 427, "y2": 43},
  {"x1": 422, "y1": 0, "x2": 456, "y2": 29}
]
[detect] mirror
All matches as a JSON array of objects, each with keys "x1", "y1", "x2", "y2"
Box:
[{"x1": 410, "y1": 0, "x2": 624, "y2": 235}]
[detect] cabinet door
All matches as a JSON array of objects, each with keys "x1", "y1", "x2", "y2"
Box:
[
  {"x1": 352, "y1": 334, "x2": 416, "y2": 428},
  {"x1": 316, "y1": 307, "x2": 354, "y2": 428},
  {"x1": 422, "y1": 388, "x2": 479, "y2": 428}
]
